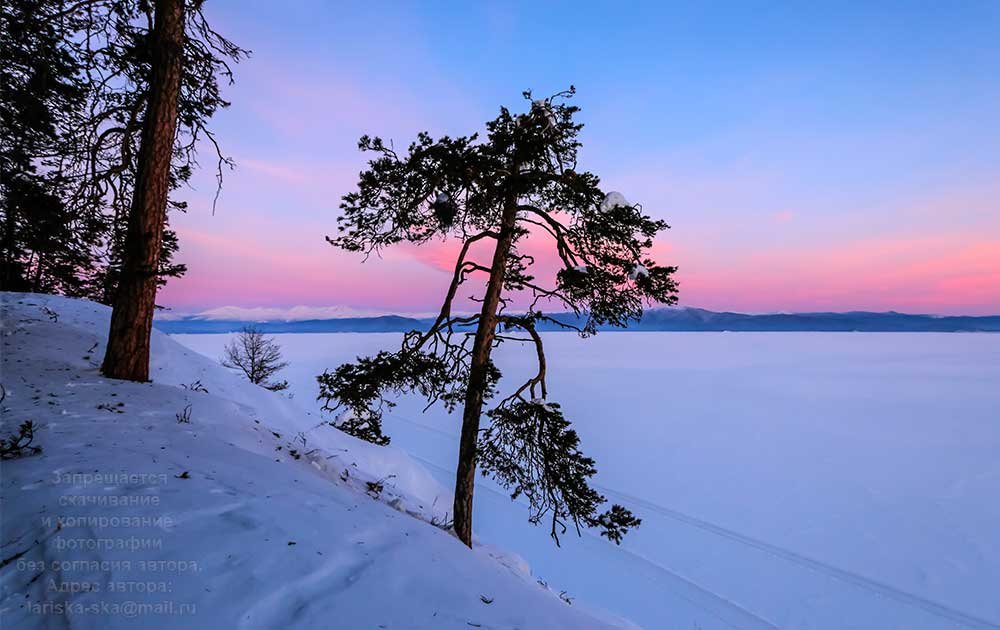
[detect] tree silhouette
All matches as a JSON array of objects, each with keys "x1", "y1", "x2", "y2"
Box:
[
  {"x1": 101, "y1": 0, "x2": 188, "y2": 381},
  {"x1": 1, "y1": 0, "x2": 95, "y2": 294},
  {"x1": 222, "y1": 326, "x2": 290, "y2": 392},
  {"x1": 320, "y1": 88, "x2": 678, "y2": 547},
  {"x1": 1, "y1": 0, "x2": 246, "y2": 307},
  {"x1": 83, "y1": 0, "x2": 246, "y2": 381}
]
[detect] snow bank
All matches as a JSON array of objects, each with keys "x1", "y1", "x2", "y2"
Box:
[{"x1": 0, "y1": 293, "x2": 625, "y2": 629}]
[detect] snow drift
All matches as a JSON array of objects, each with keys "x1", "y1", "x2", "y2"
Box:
[{"x1": 0, "y1": 293, "x2": 629, "y2": 629}]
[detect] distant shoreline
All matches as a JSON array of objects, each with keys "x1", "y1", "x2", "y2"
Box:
[{"x1": 155, "y1": 308, "x2": 1000, "y2": 334}]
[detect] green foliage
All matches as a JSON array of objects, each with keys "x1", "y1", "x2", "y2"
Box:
[
  {"x1": 318, "y1": 350, "x2": 444, "y2": 445},
  {"x1": 595, "y1": 504, "x2": 643, "y2": 545},
  {"x1": 0, "y1": 0, "x2": 95, "y2": 293},
  {"x1": 331, "y1": 88, "x2": 678, "y2": 335}
]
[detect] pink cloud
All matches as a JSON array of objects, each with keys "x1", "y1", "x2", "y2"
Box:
[{"x1": 674, "y1": 233, "x2": 1000, "y2": 314}]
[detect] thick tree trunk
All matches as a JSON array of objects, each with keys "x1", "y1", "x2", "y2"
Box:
[
  {"x1": 101, "y1": 0, "x2": 185, "y2": 382},
  {"x1": 453, "y1": 198, "x2": 520, "y2": 547}
]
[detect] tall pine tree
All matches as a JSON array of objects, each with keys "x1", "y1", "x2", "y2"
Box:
[
  {"x1": 100, "y1": 0, "x2": 188, "y2": 381},
  {"x1": 6, "y1": 0, "x2": 249, "y2": 381},
  {"x1": 320, "y1": 89, "x2": 679, "y2": 547},
  {"x1": 62, "y1": 0, "x2": 246, "y2": 307},
  {"x1": 2, "y1": 0, "x2": 245, "y2": 323}
]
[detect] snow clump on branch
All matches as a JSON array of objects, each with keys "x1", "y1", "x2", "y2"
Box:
[{"x1": 600, "y1": 192, "x2": 631, "y2": 212}]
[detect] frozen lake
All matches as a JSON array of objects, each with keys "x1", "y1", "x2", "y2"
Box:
[{"x1": 174, "y1": 331, "x2": 1000, "y2": 630}]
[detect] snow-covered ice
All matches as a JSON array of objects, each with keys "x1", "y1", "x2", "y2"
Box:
[
  {"x1": 174, "y1": 328, "x2": 1000, "y2": 630},
  {"x1": 0, "y1": 294, "x2": 631, "y2": 629}
]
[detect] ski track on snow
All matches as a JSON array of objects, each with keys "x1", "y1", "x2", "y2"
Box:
[
  {"x1": 596, "y1": 485, "x2": 1000, "y2": 630},
  {"x1": 406, "y1": 451, "x2": 780, "y2": 630},
  {"x1": 238, "y1": 535, "x2": 403, "y2": 629},
  {"x1": 388, "y1": 411, "x2": 1000, "y2": 630}
]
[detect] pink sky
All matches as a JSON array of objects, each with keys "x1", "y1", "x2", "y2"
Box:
[
  {"x1": 158, "y1": 2, "x2": 1000, "y2": 316},
  {"x1": 161, "y1": 190, "x2": 1000, "y2": 316},
  {"x1": 160, "y1": 127, "x2": 1000, "y2": 315}
]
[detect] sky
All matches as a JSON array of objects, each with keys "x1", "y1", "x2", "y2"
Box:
[{"x1": 160, "y1": 1, "x2": 1000, "y2": 316}]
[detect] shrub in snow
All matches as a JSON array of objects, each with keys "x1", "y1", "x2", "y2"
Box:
[
  {"x1": 182, "y1": 379, "x2": 209, "y2": 393},
  {"x1": 0, "y1": 420, "x2": 42, "y2": 459},
  {"x1": 222, "y1": 325, "x2": 289, "y2": 392}
]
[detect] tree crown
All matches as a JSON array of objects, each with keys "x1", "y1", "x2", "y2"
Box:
[{"x1": 330, "y1": 87, "x2": 678, "y2": 333}]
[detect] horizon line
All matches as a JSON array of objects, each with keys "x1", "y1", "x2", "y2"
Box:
[{"x1": 155, "y1": 303, "x2": 1000, "y2": 322}]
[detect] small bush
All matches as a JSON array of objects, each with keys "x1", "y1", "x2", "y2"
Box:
[
  {"x1": 222, "y1": 326, "x2": 289, "y2": 392},
  {"x1": 1, "y1": 421, "x2": 42, "y2": 459}
]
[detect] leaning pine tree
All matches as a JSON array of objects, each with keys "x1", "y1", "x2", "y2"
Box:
[{"x1": 319, "y1": 88, "x2": 679, "y2": 548}]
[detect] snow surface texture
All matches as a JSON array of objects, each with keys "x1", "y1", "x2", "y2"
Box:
[
  {"x1": 174, "y1": 330, "x2": 1000, "y2": 630},
  {"x1": 0, "y1": 294, "x2": 631, "y2": 629}
]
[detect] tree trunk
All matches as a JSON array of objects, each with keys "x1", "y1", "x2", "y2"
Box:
[
  {"x1": 101, "y1": 0, "x2": 185, "y2": 382},
  {"x1": 1, "y1": 205, "x2": 25, "y2": 291},
  {"x1": 453, "y1": 197, "x2": 520, "y2": 547},
  {"x1": 31, "y1": 253, "x2": 44, "y2": 292}
]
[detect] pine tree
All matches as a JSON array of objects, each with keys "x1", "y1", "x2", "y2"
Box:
[
  {"x1": 64, "y1": 0, "x2": 245, "y2": 306},
  {"x1": 0, "y1": 0, "x2": 97, "y2": 294},
  {"x1": 71, "y1": 0, "x2": 247, "y2": 381},
  {"x1": 320, "y1": 88, "x2": 679, "y2": 547},
  {"x1": 2, "y1": 0, "x2": 237, "y2": 304},
  {"x1": 100, "y1": 0, "x2": 188, "y2": 381}
]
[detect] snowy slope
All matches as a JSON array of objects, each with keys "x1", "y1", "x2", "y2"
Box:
[{"x1": 0, "y1": 293, "x2": 631, "y2": 629}]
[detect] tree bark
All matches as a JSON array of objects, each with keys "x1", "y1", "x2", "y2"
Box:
[
  {"x1": 453, "y1": 196, "x2": 520, "y2": 547},
  {"x1": 101, "y1": 0, "x2": 185, "y2": 382}
]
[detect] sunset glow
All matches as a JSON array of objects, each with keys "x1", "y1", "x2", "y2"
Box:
[{"x1": 160, "y1": 1, "x2": 1000, "y2": 316}]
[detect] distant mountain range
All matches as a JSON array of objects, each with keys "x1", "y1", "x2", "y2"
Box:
[{"x1": 153, "y1": 307, "x2": 1000, "y2": 334}]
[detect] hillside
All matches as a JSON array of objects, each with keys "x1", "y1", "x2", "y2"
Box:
[{"x1": 0, "y1": 293, "x2": 630, "y2": 629}]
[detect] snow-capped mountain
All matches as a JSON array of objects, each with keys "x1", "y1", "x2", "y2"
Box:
[{"x1": 153, "y1": 306, "x2": 1000, "y2": 334}]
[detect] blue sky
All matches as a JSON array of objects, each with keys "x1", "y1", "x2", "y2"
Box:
[{"x1": 163, "y1": 1, "x2": 1000, "y2": 315}]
